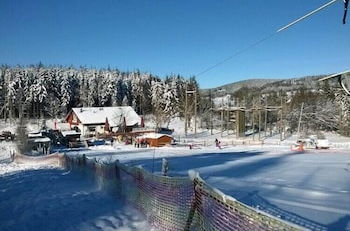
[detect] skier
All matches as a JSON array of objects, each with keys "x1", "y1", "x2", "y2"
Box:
[{"x1": 215, "y1": 139, "x2": 221, "y2": 149}]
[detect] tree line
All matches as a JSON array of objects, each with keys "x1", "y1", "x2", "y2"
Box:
[
  {"x1": 230, "y1": 80, "x2": 350, "y2": 136},
  {"x1": 0, "y1": 64, "x2": 199, "y2": 127}
]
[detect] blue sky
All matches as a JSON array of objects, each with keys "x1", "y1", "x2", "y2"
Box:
[{"x1": 0, "y1": 0, "x2": 349, "y2": 88}]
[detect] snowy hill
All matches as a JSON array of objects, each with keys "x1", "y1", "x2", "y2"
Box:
[
  {"x1": 201, "y1": 79, "x2": 280, "y2": 96},
  {"x1": 201, "y1": 75, "x2": 331, "y2": 97}
]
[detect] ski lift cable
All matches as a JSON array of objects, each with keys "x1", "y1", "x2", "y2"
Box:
[
  {"x1": 196, "y1": 33, "x2": 276, "y2": 76},
  {"x1": 195, "y1": 0, "x2": 341, "y2": 77},
  {"x1": 277, "y1": 0, "x2": 339, "y2": 32}
]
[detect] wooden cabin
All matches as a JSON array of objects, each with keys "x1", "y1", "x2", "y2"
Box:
[{"x1": 140, "y1": 133, "x2": 173, "y2": 147}]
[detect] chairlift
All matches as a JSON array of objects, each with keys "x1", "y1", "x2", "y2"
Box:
[{"x1": 318, "y1": 70, "x2": 350, "y2": 95}]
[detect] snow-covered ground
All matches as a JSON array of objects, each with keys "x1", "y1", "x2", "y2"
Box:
[
  {"x1": 0, "y1": 169, "x2": 152, "y2": 231},
  {"x1": 63, "y1": 144, "x2": 350, "y2": 231},
  {"x1": 1, "y1": 117, "x2": 350, "y2": 230},
  {"x1": 0, "y1": 143, "x2": 153, "y2": 231}
]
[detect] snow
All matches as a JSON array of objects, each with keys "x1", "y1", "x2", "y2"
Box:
[
  {"x1": 212, "y1": 94, "x2": 234, "y2": 106},
  {"x1": 61, "y1": 130, "x2": 81, "y2": 137},
  {"x1": 63, "y1": 144, "x2": 350, "y2": 231},
  {"x1": 28, "y1": 132, "x2": 43, "y2": 138},
  {"x1": 45, "y1": 120, "x2": 71, "y2": 131},
  {"x1": 71, "y1": 106, "x2": 141, "y2": 127},
  {"x1": 0, "y1": 121, "x2": 17, "y2": 134},
  {"x1": 139, "y1": 133, "x2": 172, "y2": 139},
  {"x1": 0, "y1": 141, "x2": 58, "y2": 175},
  {"x1": 34, "y1": 137, "x2": 51, "y2": 143},
  {"x1": 0, "y1": 144, "x2": 153, "y2": 230},
  {"x1": 1, "y1": 116, "x2": 350, "y2": 230},
  {"x1": 0, "y1": 169, "x2": 153, "y2": 231}
]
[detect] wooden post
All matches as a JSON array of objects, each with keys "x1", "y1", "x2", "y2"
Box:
[
  {"x1": 226, "y1": 106, "x2": 229, "y2": 135},
  {"x1": 221, "y1": 98, "x2": 224, "y2": 137},
  {"x1": 252, "y1": 99, "x2": 255, "y2": 141},
  {"x1": 297, "y1": 102, "x2": 304, "y2": 138},
  {"x1": 258, "y1": 96, "x2": 261, "y2": 141},
  {"x1": 185, "y1": 87, "x2": 188, "y2": 136},
  {"x1": 264, "y1": 97, "x2": 268, "y2": 137},
  {"x1": 194, "y1": 92, "x2": 197, "y2": 137},
  {"x1": 280, "y1": 96, "x2": 283, "y2": 141}
]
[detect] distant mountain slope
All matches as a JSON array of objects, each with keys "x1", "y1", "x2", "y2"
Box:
[
  {"x1": 201, "y1": 79, "x2": 280, "y2": 96},
  {"x1": 201, "y1": 75, "x2": 330, "y2": 96}
]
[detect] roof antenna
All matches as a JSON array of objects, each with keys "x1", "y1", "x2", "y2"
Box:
[{"x1": 343, "y1": 0, "x2": 349, "y2": 24}]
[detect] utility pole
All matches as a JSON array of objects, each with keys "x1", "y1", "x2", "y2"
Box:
[
  {"x1": 252, "y1": 98, "x2": 255, "y2": 140},
  {"x1": 185, "y1": 87, "x2": 188, "y2": 137},
  {"x1": 226, "y1": 103, "x2": 229, "y2": 135},
  {"x1": 280, "y1": 96, "x2": 284, "y2": 141},
  {"x1": 297, "y1": 102, "x2": 304, "y2": 138},
  {"x1": 194, "y1": 91, "x2": 197, "y2": 137},
  {"x1": 221, "y1": 98, "x2": 224, "y2": 137},
  {"x1": 209, "y1": 90, "x2": 213, "y2": 135},
  {"x1": 264, "y1": 97, "x2": 268, "y2": 138},
  {"x1": 185, "y1": 90, "x2": 196, "y2": 137},
  {"x1": 258, "y1": 96, "x2": 261, "y2": 140}
]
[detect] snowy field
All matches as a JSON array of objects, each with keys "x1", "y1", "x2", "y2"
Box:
[
  {"x1": 0, "y1": 169, "x2": 152, "y2": 231},
  {"x1": 1, "y1": 125, "x2": 350, "y2": 230},
  {"x1": 0, "y1": 143, "x2": 153, "y2": 231},
  {"x1": 63, "y1": 144, "x2": 350, "y2": 231}
]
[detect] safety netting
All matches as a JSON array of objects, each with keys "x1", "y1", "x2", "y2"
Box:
[
  {"x1": 192, "y1": 177, "x2": 300, "y2": 231},
  {"x1": 12, "y1": 152, "x2": 66, "y2": 167},
  {"x1": 58, "y1": 154, "x2": 301, "y2": 231}
]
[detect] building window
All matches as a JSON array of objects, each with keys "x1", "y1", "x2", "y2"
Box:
[{"x1": 88, "y1": 127, "x2": 96, "y2": 132}]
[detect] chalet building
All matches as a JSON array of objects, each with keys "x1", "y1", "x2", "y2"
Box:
[
  {"x1": 66, "y1": 106, "x2": 141, "y2": 137},
  {"x1": 139, "y1": 133, "x2": 173, "y2": 147}
]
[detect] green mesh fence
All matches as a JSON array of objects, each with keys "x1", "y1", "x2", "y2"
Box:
[{"x1": 62, "y1": 155, "x2": 302, "y2": 231}]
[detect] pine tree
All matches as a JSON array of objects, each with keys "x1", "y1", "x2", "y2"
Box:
[
  {"x1": 60, "y1": 72, "x2": 72, "y2": 113},
  {"x1": 150, "y1": 79, "x2": 165, "y2": 128}
]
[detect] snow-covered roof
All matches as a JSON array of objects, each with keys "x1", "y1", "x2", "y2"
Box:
[
  {"x1": 28, "y1": 132, "x2": 43, "y2": 138},
  {"x1": 71, "y1": 106, "x2": 141, "y2": 127},
  {"x1": 34, "y1": 137, "x2": 51, "y2": 143},
  {"x1": 61, "y1": 130, "x2": 81, "y2": 137},
  {"x1": 46, "y1": 120, "x2": 71, "y2": 131},
  {"x1": 140, "y1": 133, "x2": 173, "y2": 139}
]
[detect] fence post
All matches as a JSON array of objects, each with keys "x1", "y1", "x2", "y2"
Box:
[
  {"x1": 82, "y1": 154, "x2": 86, "y2": 166},
  {"x1": 10, "y1": 150, "x2": 15, "y2": 162},
  {"x1": 185, "y1": 170, "x2": 202, "y2": 231},
  {"x1": 115, "y1": 160, "x2": 122, "y2": 196}
]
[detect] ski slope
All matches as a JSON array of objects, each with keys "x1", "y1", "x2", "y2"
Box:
[{"x1": 66, "y1": 145, "x2": 350, "y2": 231}]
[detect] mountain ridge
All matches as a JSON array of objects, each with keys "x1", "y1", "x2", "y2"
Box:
[{"x1": 201, "y1": 75, "x2": 329, "y2": 96}]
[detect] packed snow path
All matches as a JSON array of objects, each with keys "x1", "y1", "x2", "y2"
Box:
[
  {"x1": 69, "y1": 146, "x2": 350, "y2": 230},
  {"x1": 0, "y1": 169, "x2": 152, "y2": 231}
]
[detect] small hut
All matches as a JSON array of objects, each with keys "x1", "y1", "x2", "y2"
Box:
[
  {"x1": 32, "y1": 137, "x2": 51, "y2": 155},
  {"x1": 61, "y1": 130, "x2": 82, "y2": 147},
  {"x1": 140, "y1": 133, "x2": 173, "y2": 147}
]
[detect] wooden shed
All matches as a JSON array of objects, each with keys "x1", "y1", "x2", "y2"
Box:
[{"x1": 141, "y1": 133, "x2": 173, "y2": 147}]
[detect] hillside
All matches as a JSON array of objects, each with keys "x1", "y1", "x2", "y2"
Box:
[
  {"x1": 201, "y1": 75, "x2": 330, "y2": 97},
  {"x1": 201, "y1": 79, "x2": 280, "y2": 96}
]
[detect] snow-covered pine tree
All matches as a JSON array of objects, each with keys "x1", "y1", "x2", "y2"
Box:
[
  {"x1": 87, "y1": 70, "x2": 98, "y2": 107},
  {"x1": 115, "y1": 78, "x2": 126, "y2": 106},
  {"x1": 150, "y1": 79, "x2": 165, "y2": 128},
  {"x1": 0, "y1": 65, "x2": 193, "y2": 121},
  {"x1": 163, "y1": 78, "x2": 179, "y2": 125},
  {"x1": 99, "y1": 71, "x2": 114, "y2": 106},
  {"x1": 60, "y1": 71, "x2": 72, "y2": 114}
]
